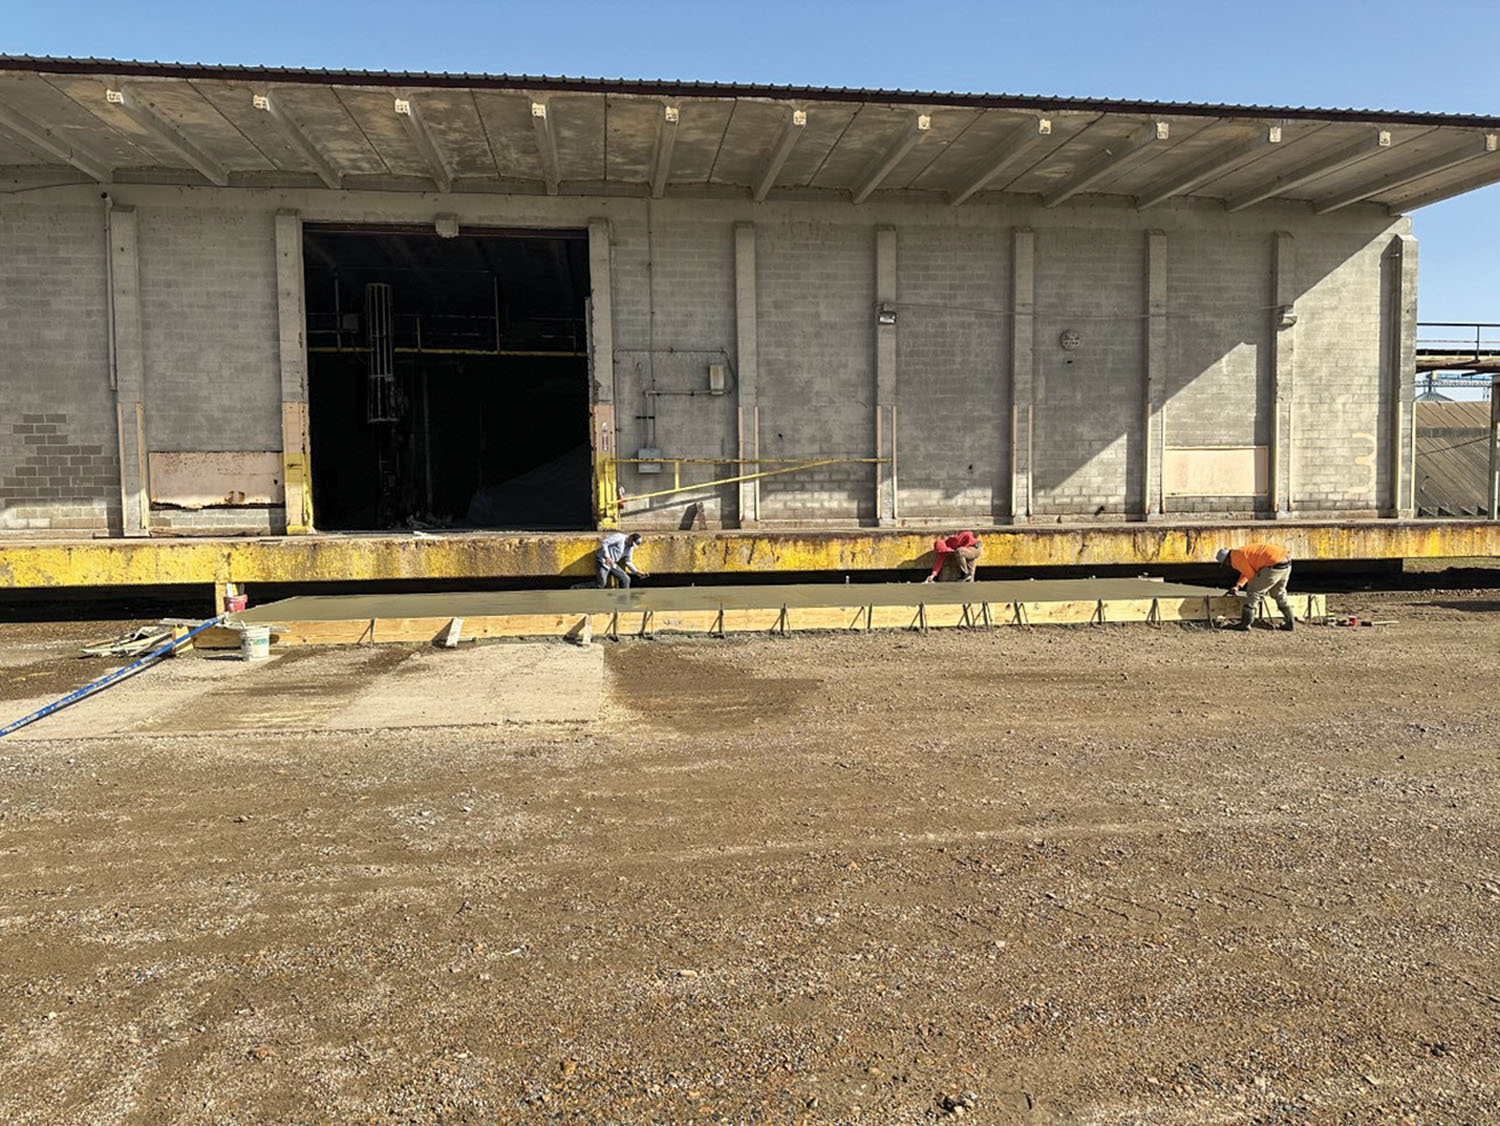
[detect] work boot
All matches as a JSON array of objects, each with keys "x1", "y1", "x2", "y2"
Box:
[
  {"x1": 1279, "y1": 620, "x2": 1295, "y2": 632},
  {"x1": 1224, "y1": 619, "x2": 1250, "y2": 632}
]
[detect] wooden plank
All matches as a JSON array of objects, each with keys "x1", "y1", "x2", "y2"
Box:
[
  {"x1": 194, "y1": 625, "x2": 242, "y2": 649},
  {"x1": 721, "y1": 608, "x2": 788, "y2": 632}
]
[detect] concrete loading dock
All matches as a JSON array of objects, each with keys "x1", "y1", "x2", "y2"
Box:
[
  {"x1": 0, "y1": 519, "x2": 1483, "y2": 608},
  {"x1": 5, "y1": 57, "x2": 1500, "y2": 594}
]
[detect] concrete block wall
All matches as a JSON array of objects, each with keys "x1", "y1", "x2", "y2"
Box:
[
  {"x1": 138, "y1": 208, "x2": 282, "y2": 453},
  {"x1": 895, "y1": 225, "x2": 1009, "y2": 521},
  {"x1": 150, "y1": 507, "x2": 281, "y2": 534},
  {"x1": 0, "y1": 183, "x2": 1412, "y2": 538},
  {"x1": 1032, "y1": 227, "x2": 1145, "y2": 518},
  {"x1": 1290, "y1": 232, "x2": 1394, "y2": 515},
  {"x1": 755, "y1": 219, "x2": 877, "y2": 524},
  {"x1": 1163, "y1": 230, "x2": 1273, "y2": 514},
  {"x1": 610, "y1": 214, "x2": 739, "y2": 527},
  {"x1": 137, "y1": 207, "x2": 286, "y2": 533},
  {"x1": 0, "y1": 204, "x2": 119, "y2": 534}
]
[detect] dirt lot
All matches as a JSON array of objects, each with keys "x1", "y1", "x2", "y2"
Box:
[{"x1": 1, "y1": 589, "x2": 1499, "y2": 1124}]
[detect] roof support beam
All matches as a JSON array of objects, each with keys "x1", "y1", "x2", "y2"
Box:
[
  {"x1": 852, "y1": 113, "x2": 930, "y2": 204},
  {"x1": 753, "y1": 107, "x2": 806, "y2": 202},
  {"x1": 949, "y1": 117, "x2": 1052, "y2": 206},
  {"x1": 1225, "y1": 129, "x2": 1391, "y2": 212},
  {"x1": 1314, "y1": 132, "x2": 1499, "y2": 213},
  {"x1": 1135, "y1": 122, "x2": 1281, "y2": 210},
  {"x1": 254, "y1": 92, "x2": 341, "y2": 189},
  {"x1": 531, "y1": 99, "x2": 560, "y2": 195},
  {"x1": 1044, "y1": 121, "x2": 1170, "y2": 208},
  {"x1": 1385, "y1": 152, "x2": 1500, "y2": 212},
  {"x1": 0, "y1": 100, "x2": 111, "y2": 182},
  {"x1": 107, "y1": 85, "x2": 229, "y2": 186},
  {"x1": 394, "y1": 95, "x2": 451, "y2": 193},
  {"x1": 650, "y1": 103, "x2": 680, "y2": 199}
]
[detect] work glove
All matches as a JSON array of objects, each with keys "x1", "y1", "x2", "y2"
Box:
[
  {"x1": 922, "y1": 574, "x2": 935, "y2": 583},
  {"x1": 1224, "y1": 587, "x2": 1241, "y2": 597}
]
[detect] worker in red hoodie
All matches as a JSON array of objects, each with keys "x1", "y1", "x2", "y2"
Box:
[
  {"x1": 924, "y1": 531, "x2": 982, "y2": 583},
  {"x1": 1216, "y1": 543, "x2": 1294, "y2": 631}
]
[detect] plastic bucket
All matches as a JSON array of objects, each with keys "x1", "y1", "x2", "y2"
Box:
[
  {"x1": 239, "y1": 624, "x2": 271, "y2": 662},
  {"x1": 224, "y1": 593, "x2": 248, "y2": 613}
]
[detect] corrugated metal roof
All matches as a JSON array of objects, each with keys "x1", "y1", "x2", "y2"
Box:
[
  {"x1": 4, "y1": 55, "x2": 1499, "y2": 129},
  {"x1": 1416, "y1": 401, "x2": 1493, "y2": 517}
]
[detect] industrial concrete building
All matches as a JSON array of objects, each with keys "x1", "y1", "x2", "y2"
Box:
[{"x1": 4, "y1": 57, "x2": 1500, "y2": 589}]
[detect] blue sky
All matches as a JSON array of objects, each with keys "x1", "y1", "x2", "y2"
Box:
[{"x1": 8, "y1": 0, "x2": 1499, "y2": 324}]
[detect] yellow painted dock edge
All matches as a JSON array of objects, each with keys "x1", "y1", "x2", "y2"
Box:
[
  {"x1": 193, "y1": 593, "x2": 1328, "y2": 648},
  {"x1": 0, "y1": 521, "x2": 1492, "y2": 591}
]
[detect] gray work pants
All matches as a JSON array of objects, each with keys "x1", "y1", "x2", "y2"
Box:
[
  {"x1": 596, "y1": 557, "x2": 631, "y2": 589},
  {"x1": 1241, "y1": 562, "x2": 1294, "y2": 627}
]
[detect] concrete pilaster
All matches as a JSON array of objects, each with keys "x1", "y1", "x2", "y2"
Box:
[
  {"x1": 274, "y1": 210, "x2": 312, "y2": 533},
  {"x1": 1270, "y1": 231, "x2": 1296, "y2": 516},
  {"x1": 734, "y1": 221, "x2": 760, "y2": 527},
  {"x1": 587, "y1": 218, "x2": 615, "y2": 406},
  {"x1": 107, "y1": 204, "x2": 149, "y2": 537},
  {"x1": 1387, "y1": 232, "x2": 1418, "y2": 518},
  {"x1": 1010, "y1": 227, "x2": 1035, "y2": 523},
  {"x1": 875, "y1": 225, "x2": 897, "y2": 525},
  {"x1": 1144, "y1": 230, "x2": 1167, "y2": 518},
  {"x1": 587, "y1": 218, "x2": 619, "y2": 528}
]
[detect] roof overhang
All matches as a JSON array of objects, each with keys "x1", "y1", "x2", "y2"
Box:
[{"x1": 2, "y1": 57, "x2": 1498, "y2": 213}]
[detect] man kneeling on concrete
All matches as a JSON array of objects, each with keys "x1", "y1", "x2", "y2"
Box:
[
  {"x1": 597, "y1": 531, "x2": 647, "y2": 589},
  {"x1": 1216, "y1": 543, "x2": 1294, "y2": 631},
  {"x1": 924, "y1": 531, "x2": 982, "y2": 583}
]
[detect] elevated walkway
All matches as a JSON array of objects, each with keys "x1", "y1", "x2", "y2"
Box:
[{"x1": 195, "y1": 578, "x2": 1326, "y2": 648}]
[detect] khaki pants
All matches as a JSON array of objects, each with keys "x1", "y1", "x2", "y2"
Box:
[
  {"x1": 940, "y1": 544, "x2": 981, "y2": 581},
  {"x1": 1242, "y1": 562, "x2": 1294, "y2": 626}
]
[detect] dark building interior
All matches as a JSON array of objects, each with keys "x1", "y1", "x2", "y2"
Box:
[{"x1": 303, "y1": 225, "x2": 591, "y2": 531}]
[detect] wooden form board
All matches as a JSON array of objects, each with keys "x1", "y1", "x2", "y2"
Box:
[{"x1": 194, "y1": 593, "x2": 1326, "y2": 649}]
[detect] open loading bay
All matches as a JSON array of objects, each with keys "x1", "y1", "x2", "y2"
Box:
[{"x1": 303, "y1": 226, "x2": 591, "y2": 532}]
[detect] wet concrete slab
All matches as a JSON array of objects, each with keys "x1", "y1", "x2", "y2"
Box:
[{"x1": 236, "y1": 578, "x2": 1227, "y2": 623}]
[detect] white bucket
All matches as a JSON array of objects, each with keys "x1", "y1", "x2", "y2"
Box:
[{"x1": 239, "y1": 624, "x2": 271, "y2": 662}]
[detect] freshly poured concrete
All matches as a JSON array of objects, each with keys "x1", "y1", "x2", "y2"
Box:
[
  {"x1": 193, "y1": 578, "x2": 1324, "y2": 648},
  {"x1": 234, "y1": 578, "x2": 1229, "y2": 622}
]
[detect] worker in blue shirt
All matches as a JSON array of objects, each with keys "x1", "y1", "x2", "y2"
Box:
[{"x1": 596, "y1": 531, "x2": 647, "y2": 588}]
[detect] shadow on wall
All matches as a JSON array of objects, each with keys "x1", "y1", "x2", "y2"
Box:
[{"x1": 1018, "y1": 224, "x2": 1402, "y2": 516}]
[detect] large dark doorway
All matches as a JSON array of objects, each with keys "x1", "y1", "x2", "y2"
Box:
[{"x1": 303, "y1": 226, "x2": 591, "y2": 531}]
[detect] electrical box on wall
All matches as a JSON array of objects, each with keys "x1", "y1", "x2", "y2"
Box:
[
  {"x1": 636, "y1": 447, "x2": 662, "y2": 473},
  {"x1": 706, "y1": 363, "x2": 727, "y2": 395}
]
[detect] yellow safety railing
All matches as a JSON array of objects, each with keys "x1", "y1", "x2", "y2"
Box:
[{"x1": 608, "y1": 456, "x2": 888, "y2": 519}]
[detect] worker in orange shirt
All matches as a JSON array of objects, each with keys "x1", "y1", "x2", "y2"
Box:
[{"x1": 1215, "y1": 543, "x2": 1295, "y2": 631}]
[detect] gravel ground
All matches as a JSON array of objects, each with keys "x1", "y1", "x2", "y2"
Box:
[{"x1": 1, "y1": 588, "x2": 1498, "y2": 1123}]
